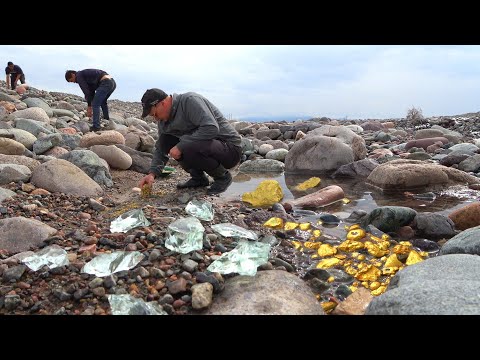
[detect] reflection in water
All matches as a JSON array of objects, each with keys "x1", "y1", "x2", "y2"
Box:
[{"x1": 224, "y1": 171, "x2": 478, "y2": 218}]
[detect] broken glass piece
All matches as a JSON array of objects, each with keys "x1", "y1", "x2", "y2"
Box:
[
  {"x1": 81, "y1": 251, "x2": 145, "y2": 277},
  {"x1": 107, "y1": 294, "x2": 167, "y2": 315},
  {"x1": 22, "y1": 245, "x2": 69, "y2": 271},
  {"x1": 165, "y1": 217, "x2": 205, "y2": 254},
  {"x1": 211, "y1": 223, "x2": 258, "y2": 241},
  {"x1": 110, "y1": 208, "x2": 151, "y2": 233},
  {"x1": 207, "y1": 239, "x2": 270, "y2": 276},
  {"x1": 185, "y1": 200, "x2": 214, "y2": 221}
]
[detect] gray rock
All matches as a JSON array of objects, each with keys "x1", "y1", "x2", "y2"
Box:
[
  {"x1": 0, "y1": 217, "x2": 57, "y2": 253},
  {"x1": 413, "y1": 213, "x2": 457, "y2": 239},
  {"x1": 332, "y1": 158, "x2": 379, "y2": 178},
  {"x1": 2, "y1": 265, "x2": 27, "y2": 281},
  {"x1": 440, "y1": 225, "x2": 480, "y2": 255},
  {"x1": 361, "y1": 206, "x2": 417, "y2": 233},
  {"x1": 205, "y1": 270, "x2": 324, "y2": 315}
]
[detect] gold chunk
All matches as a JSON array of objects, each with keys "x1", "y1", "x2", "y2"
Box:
[
  {"x1": 364, "y1": 242, "x2": 389, "y2": 257},
  {"x1": 316, "y1": 258, "x2": 342, "y2": 269},
  {"x1": 393, "y1": 244, "x2": 412, "y2": 255},
  {"x1": 317, "y1": 244, "x2": 337, "y2": 257},
  {"x1": 312, "y1": 229, "x2": 322, "y2": 238},
  {"x1": 361, "y1": 281, "x2": 369, "y2": 288},
  {"x1": 299, "y1": 223, "x2": 311, "y2": 231},
  {"x1": 371, "y1": 285, "x2": 387, "y2": 296},
  {"x1": 321, "y1": 301, "x2": 337, "y2": 312},
  {"x1": 384, "y1": 254, "x2": 403, "y2": 268},
  {"x1": 406, "y1": 250, "x2": 424, "y2": 265},
  {"x1": 263, "y1": 217, "x2": 284, "y2": 229},
  {"x1": 338, "y1": 240, "x2": 365, "y2": 252},
  {"x1": 349, "y1": 285, "x2": 358, "y2": 292},
  {"x1": 418, "y1": 251, "x2": 429, "y2": 258},
  {"x1": 355, "y1": 265, "x2": 381, "y2": 281},
  {"x1": 334, "y1": 254, "x2": 347, "y2": 260},
  {"x1": 295, "y1": 177, "x2": 321, "y2": 191},
  {"x1": 369, "y1": 281, "x2": 381, "y2": 290},
  {"x1": 291, "y1": 241, "x2": 303, "y2": 250},
  {"x1": 327, "y1": 276, "x2": 335, "y2": 283},
  {"x1": 344, "y1": 266, "x2": 357, "y2": 275},
  {"x1": 348, "y1": 224, "x2": 361, "y2": 231},
  {"x1": 347, "y1": 229, "x2": 366, "y2": 241},
  {"x1": 342, "y1": 198, "x2": 351, "y2": 204},
  {"x1": 382, "y1": 267, "x2": 399, "y2": 275},
  {"x1": 284, "y1": 222, "x2": 299, "y2": 230},
  {"x1": 304, "y1": 241, "x2": 322, "y2": 250}
]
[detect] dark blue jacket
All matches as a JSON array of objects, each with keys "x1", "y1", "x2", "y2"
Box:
[
  {"x1": 5, "y1": 65, "x2": 23, "y2": 76},
  {"x1": 76, "y1": 69, "x2": 108, "y2": 106}
]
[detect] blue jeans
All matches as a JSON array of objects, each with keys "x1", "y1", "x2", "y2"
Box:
[{"x1": 92, "y1": 78, "x2": 116, "y2": 128}]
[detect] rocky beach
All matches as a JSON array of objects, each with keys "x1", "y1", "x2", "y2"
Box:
[{"x1": 1, "y1": 81, "x2": 480, "y2": 315}]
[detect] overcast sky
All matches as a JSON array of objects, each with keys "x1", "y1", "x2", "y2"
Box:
[{"x1": 2, "y1": 45, "x2": 480, "y2": 120}]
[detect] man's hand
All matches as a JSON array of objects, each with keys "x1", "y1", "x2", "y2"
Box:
[
  {"x1": 86, "y1": 106, "x2": 93, "y2": 117},
  {"x1": 169, "y1": 146, "x2": 182, "y2": 160},
  {"x1": 139, "y1": 173, "x2": 155, "y2": 188}
]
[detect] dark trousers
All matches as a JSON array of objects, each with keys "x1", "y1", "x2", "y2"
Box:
[
  {"x1": 92, "y1": 78, "x2": 116, "y2": 127},
  {"x1": 160, "y1": 134, "x2": 242, "y2": 172},
  {"x1": 10, "y1": 74, "x2": 25, "y2": 90}
]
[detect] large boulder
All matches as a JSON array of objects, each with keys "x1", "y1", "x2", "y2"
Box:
[
  {"x1": 22, "y1": 98, "x2": 53, "y2": 117},
  {"x1": 59, "y1": 150, "x2": 113, "y2": 187},
  {"x1": 307, "y1": 125, "x2": 367, "y2": 160},
  {"x1": 0, "y1": 217, "x2": 58, "y2": 253},
  {"x1": 366, "y1": 159, "x2": 480, "y2": 190},
  {"x1": 285, "y1": 136, "x2": 355, "y2": 173},
  {"x1": 90, "y1": 145, "x2": 133, "y2": 170},
  {"x1": 30, "y1": 158, "x2": 103, "y2": 196},
  {"x1": 9, "y1": 107, "x2": 50, "y2": 123},
  {"x1": 205, "y1": 270, "x2": 324, "y2": 315},
  {"x1": 366, "y1": 254, "x2": 480, "y2": 315},
  {"x1": 439, "y1": 225, "x2": 480, "y2": 255}
]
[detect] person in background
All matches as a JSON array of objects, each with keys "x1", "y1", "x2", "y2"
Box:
[
  {"x1": 5, "y1": 61, "x2": 25, "y2": 90},
  {"x1": 65, "y1": 69, "x2": 116, "y2": 132},
  {"x1": 138, "y1": 88, "x2": 242, "y2": 195}
]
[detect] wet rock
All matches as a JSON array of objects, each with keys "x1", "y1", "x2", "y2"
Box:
[
  {"x1": 413, "y1": 213, "x2": 457, "y2": 239},
  {"x1": 332, "y1": 288, "x2": 373, "y2": 315}
]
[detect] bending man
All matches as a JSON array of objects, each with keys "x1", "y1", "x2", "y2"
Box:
[
  {"x1": 65, "y1": 69, "x2": 116, "y2": 131},
  {"x1": 138, "y1": 88, "x2": 242, "y2": 195}
]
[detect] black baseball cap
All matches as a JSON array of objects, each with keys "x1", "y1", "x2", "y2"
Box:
[{"x1": 141, "y1": 88, "x2": 168, "y2": 118}]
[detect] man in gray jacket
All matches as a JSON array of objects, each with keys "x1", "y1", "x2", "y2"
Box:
[{"x1": 138, "y1": 88, "x2": 242, "y2": 195}]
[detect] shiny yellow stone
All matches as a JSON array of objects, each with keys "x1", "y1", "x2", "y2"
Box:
[
  {"x1": 352, "y1": 252, "x2": 360, "y2": 258},
  {"x1": 338, "y1": 240, "x2": 365, "y2": 252},
  {"x1": 263, "y1": 217, "x2": 284, "y2": 229},
  {"x1": 317, "y1": 244, "x2": 337, "y2": 257},
  {"x1": 347, "y1": 229, "x2": 366, "y2": 241},
  {"x1": 349, "y1": 285, "x2": 358, "y2": 292},
  {"x1": 371, "y1": 285, "x2": 387, "y2": 296},
  {"x1": 380, "y1": 256, "x2": 387, "y2": 262},
  {"x1": 312, "y1": 229, "x2": 322, "y2": 238},
  {"x1": 369, "y1": 235, "x2": 383, "y2": 243},
  {"x1": 399, "y1": 241, "x2": 412, "y2": 246},
  {"x1": 381, "y1": 234, "x2": 390, "y2": 241},
  {"x1": 241, "y1": 180, "x2": 284, "y2": 207},
  {"x1": 291, "y1": 241, "x2": 303, "y2": 250},
  {"x1": 327, "y1": 276, "x2": 335, "y2": 283},
  {"x1": 321, "y1": 301, "x2": 337, "y2": 312},
  {"x1": 357, "y1": 254, "x2": 366, "y2": 261},
  {"x1": 393, "y1": 244, "x2": 412, "y2": 255},
  {"x1": 334, "y1": 254, "x2": 347, "y2": 260},
  {"x1": 284, "y1": 222, "x2": 299, "y2": 230},
  {"x1": 316, "y1": 258, "x2": 342, "y2": 269},
  {"x1": 299, "y1": 223, "x2": 311, "y2": 231},
  {"x1": 342, "y1": 198, "x2": 351, "y2": 204},
  {"x1": 348, "y1": 224, "x2": 361, "y2": 230},
  {"x1": 365, "y1": 242, "x2": 389, "y2": 257},
  {"x1": 357, "y1": 262, "x2": 365, "y2": 269},
  {"x1": 418, "y1": 251, "x2": 429, "y2": 258},
  {"x1": 369, "y1": 281, "x2": 381, "y2": 290},
  {"x1": 344, "y1": 266, "x2": 357, "y2": 275},
  {"x1": 361, "y1": 282, "x2": 369, "y2": 288},
  {"x1": 384, "y1": 254, "x2": 403, "y2": 268},
  {"x1": 356, "y1": 265, "x2": 381, "y2": 281},
  {"x1": 311, "y1": 254, "x2": 319, "y2": 259},
  {"x1": 295, "y1": 177, "x2": 321, "y2": 191},
  {"x1": 377, "y1": 240, "x2": 390, "y2": 251},
  {"x1": 304, "y1": 242, "x2": 322, "y2": 250},
  {"x1": 315, "y1": 294, "x2": 322, "y2": 300},
  {"x1": 406, "y1": 250, "x2": 424, "y2": 265}
]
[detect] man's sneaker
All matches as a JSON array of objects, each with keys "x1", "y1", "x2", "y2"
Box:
[
  {"x1": 177, "y1": 170, "x2": 210, "y2": 189},
  {"x1": 207, "y1": 171, "x2": 232, "y2": 195}
]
